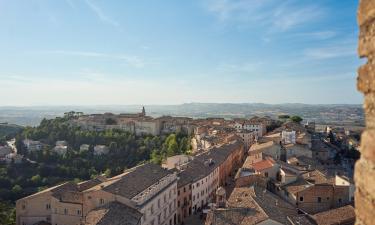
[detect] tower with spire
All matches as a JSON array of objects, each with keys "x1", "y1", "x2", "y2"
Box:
[{"x1": 141, "y1": 106, "x2": 146, "y2": 116}]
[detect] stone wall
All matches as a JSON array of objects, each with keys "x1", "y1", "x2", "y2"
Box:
[{"x1": 356, "y1": 0, "x2": 375, "y2": 224}]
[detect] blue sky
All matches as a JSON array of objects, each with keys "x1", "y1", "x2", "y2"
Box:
[{"x1": 0, "y1": 0, "x2": 362, "y2": 105}]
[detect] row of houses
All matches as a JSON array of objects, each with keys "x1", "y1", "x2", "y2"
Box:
[
  {"x1": 70, "y1": 108, "x2": 272, "y2": 140},
  {"x1": 23, "y1": 139, "x2": 110, "y2": 156},
  {"x1": 205, "y1": 184, "x2": 355, "y2": 225},
  {"x1": 16, "y1": 140, "x2": 245, "y2": 225},
  {"x1": 70, "y1": 108, "x2": 194, "y2": 136}
]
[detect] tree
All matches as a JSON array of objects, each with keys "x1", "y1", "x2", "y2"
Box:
[
  {"x1": 11, "y1": 185, "x2": 22, "y2": 194},
  {"x1": 150, "y1": 150, "x2": 162, "y2": 165},
  {"x1": 0, "y1": 202, "x2": 16, "y2": 225},
  {"x1": 278, "y1": 115, "x2": 290, "y2": 119},
  {"x1": 290, "y1": 115, "x2": 303, "y2": 123},
  {"x1": 31, "y1": 175, "x2": 42, "y2": 185},
  {"x1": 104, "y1": 168, "x2": 112, "y2": 177},
  {"x1": 167, "y1": 140, "x2": 178, "y2": 156}
]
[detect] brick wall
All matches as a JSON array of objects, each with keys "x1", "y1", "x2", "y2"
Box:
[{"x1": 356, "y1": 0, "x2": 375, "y2": 224}]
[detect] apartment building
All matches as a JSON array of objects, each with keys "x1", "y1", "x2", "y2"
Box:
[{"x1": 16, "y1": 163, "x2": 178, "y2": 225}]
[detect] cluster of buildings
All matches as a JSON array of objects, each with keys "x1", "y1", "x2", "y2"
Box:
[
  {"x1": 69, "y1": 107, "x2": 194, "y2": 136},
  {"x1": 15, "y1": 111, "x2": 356, "y2": 225},
  {"x1": 204, "y1": 120, "x2": 355, "y2": 225},
  {"x1": 0, "y1": 139, "x2": 23, "y2": 164},
  {"x1": 16, "y1": 139, "x2": 245, "y2": 225}
]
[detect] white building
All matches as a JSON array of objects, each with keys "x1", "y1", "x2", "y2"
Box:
[
  {"x1": 53, "y1": 145, "x2": 67, "y2": 155},
  {"x1": 233, "y1": 120, "x2": 266, "y2": 137},
  {"x1": 183, "y1": 157, "x2": 220, "y2": 213},
  {"x1": 79, "y1": 144, "x2": 90, "y2": 152},
  {"x1": 236, "y1": 131, "x2": 257, "y2": 150},
  {"x1": 93, "y1": 145, "x2": 109, "y2": 156},
  {"x1": 281, "y1": 130, "x2": 296, "y2": 144},
  {"x1": 55, "y1": 140, "x2": 67, "y2": 146},
  {"x1": 23, "y1": 139, "x2": 43, "y2": 152}
]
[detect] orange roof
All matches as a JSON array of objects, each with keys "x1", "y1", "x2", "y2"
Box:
[{"x1": 251, "y1": 158, "x2": 275, "y2": 171}]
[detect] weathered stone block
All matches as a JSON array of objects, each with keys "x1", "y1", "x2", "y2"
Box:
[
  {"x1": 354, "y1": 158, "x2": 375, "y2": 195},
  {"x1": 363, "y1": 93, "x2": 375, "y2": 129},
  {"x1": 358, "y1": 0, "x2": 375, "y2": 26},
  {"x1": 357, "y1": 61, "x2": 375, "y2": 93},
  {"x1": 355, "y1": 187, "x2": 375, "y2": 225},
  {"x1": 360, "y1": 130, "x2": 375, "y2": 162},
  {"x1": 358, "y1": 22, "x2": 375, "y2": 57}
]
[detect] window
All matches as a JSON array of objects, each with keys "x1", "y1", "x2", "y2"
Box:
[
  {"x1": 151, "y1": 204, "x2": 154, "y2": 214},
  {"x1": 178, "y1": 190, "x2": 180, "y2": 196},
  {"x1": 100, "y1": 199, "x2": 104, "y2": 205},
  {"x1": 22, "y1": 204, "x2": 26, "y2": 210},
  {"x1": 299, "y1": 196, "x2": 304, "y2": 202},
  {"x1": 178, "y1": 201, "x2": 180, "y2": 207},
  {"x1": 64, "y1": 208, "x2": 68, "y2": 215},
  {"x1": 77, "y1": 210, "x2": 81, "y2": 215},
  {"x1": 46, "y1": 204, "x2": 51, "y2": 210},
  {"x1": 339, "y1": 198, "x2": 342, "y2": 203},
  {"x1": 184, "y1": 187, "x2": 186, "y2": 192},
  {"x1": 158, "y1": 199, "x2": 161, "y2": 208},
  {"x1": 317, "y1": 197, "x2": 322, "y2": 203},
  {"x1": 265, "y1": 172, "x2": 269, "y2": 177}
]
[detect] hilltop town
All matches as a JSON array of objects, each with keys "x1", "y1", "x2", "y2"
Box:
[{"x1": 0, "y1": 107, "x2": 361, "y2": 225}]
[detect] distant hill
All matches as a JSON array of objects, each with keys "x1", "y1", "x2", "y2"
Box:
[
  {"x1": 0, "y1": 123, "x2": 23, "y2": 139},
  {"x1": 0, "y1": 103, "x2": 364, "y2": 127}
]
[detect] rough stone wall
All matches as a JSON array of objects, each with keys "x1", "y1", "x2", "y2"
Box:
[{"x1": 356, "y1": 1, "x2": 375, "y2": 224}]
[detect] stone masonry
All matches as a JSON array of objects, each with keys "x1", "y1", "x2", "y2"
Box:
[{"x1": 356, "y1": 1, "x2": 375, "y2": 224}]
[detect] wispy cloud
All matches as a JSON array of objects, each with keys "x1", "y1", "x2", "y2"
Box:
[
  {"x1": 293, "y1": 31, "x2": 337, "y2": 40},
  {"x1": 304, "y1": 45, "x2": 356, "y2": 60},
  {"x1": 83, "y1": 0, "x2": 120, "y2": 27},
  {"x1": 205, "y1": 0, "x2": 325, "y2": 31},
  {"x1": 40, "y1": 50, "x2": 144, "y2": 68},
  {"x1": 272, "y1": 3, "x2": 323, "y2": 31}
]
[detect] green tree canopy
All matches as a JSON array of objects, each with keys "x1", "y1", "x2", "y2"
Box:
[{"x1": 290, "y1": 115, "x2": 303, "y2": 123}]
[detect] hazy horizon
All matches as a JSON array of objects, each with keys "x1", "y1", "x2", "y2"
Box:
[{"x1": 0, "y1": 102, "x2": 363, "y2": 108}]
